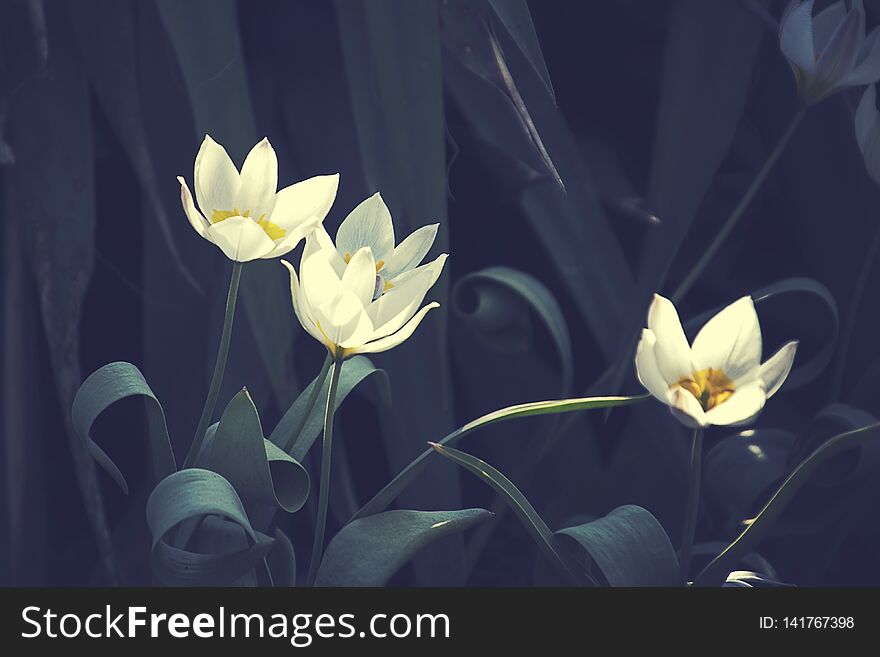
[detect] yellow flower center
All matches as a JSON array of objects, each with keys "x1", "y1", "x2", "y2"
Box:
[
  {"x1": 211, "y1": 207, "x2": 286, "y2": 241},
  {"x1": 675, "y1": 368, "x2": 735, "y2": 411},
  {"x1": 343, "y1": 252, "x2": 385, "y2": 272}
]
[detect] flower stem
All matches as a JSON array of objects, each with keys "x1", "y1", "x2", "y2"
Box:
[
  {"x1": 830, "y1": 220, "x2": 880, "y2": 401},
  {"x1": 184, "y1": 261, "x2": 243, "y2": 468},
  {"x1": 672, "y1": 105, "x2": 807, "y2": 304},
  {"x1": 280, "y1": 354, "x2": 334, "y2": 454},
  {"x1": 679, "y1": 427, "x2": 704, "y2": 586},
  {"x1": 306, "y1": 352, "x2": 344, "y2": 587}
]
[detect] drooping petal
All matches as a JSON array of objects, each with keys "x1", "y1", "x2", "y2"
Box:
[
  {"x1": 847, "y1": 28, "x2": 880, "y2": 85},
  {"x1": 204, "y1": 215, "x2": 276, "y2": 262},
  {"x1": 647, "y1": 294, "x2": 693, "y2": 384},
  {"x1": 366, "y1": 266, "x2": 435, "y2": 339},
  {"x1": 757, "y1": 340, "x2": 799, "y2": 398},
  {"x1": 704, "y1": 383, "x2": 766, "y2": 426},
  {"x1": 634, "y1": 329, "x2": 669, "y2": 401},
  {"x1": 812, "y1": 1, "x2": 847, "y2": 53},
  {"x1": 300, "y1": 225, "x2": 347, "y2": 276},
  {"x1": 271, "y1": 173, "x2": 339, "y2": 235},
  {"x1": 237, "y1": 138, "x2": 278, "y2": 211},
  {"x1": 280, "y1": 259, "x2": 326, "y2": 346},
  {"x1": 668, "y1": 387, "x2": 708, "y2": 428},
  {"x1": 779, "y1": 0, "x2": 817, "y2": 73},
  {"x1": 341, "y1": 247, "x2": 376, "y2": 308},
  {"x1": 177, "y1": 176, "x2": 209, "y2": 236},
  {"x1": 691, "y1": 296, "x2": 762, "y2": 381},
  {"x1": 336, "y1": 192, "x2": 395, "y2": 263},
  {"x1": 384, "y1": 223, "x2": 439, "y2": 278},
  {"x1": 194, "y1": 135, "x2": 240, "y2": 218},
  {"x1": 355, "y1": 302, "x2": 440, "y2": 355}
]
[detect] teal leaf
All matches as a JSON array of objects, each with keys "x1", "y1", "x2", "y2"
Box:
[
  {"x1": 430, "y1": 443, "x2": 593, "y2": 585},
  {"x1": 315, "y1": 509, "x2": 491, "y2": 587},
  {"x1": 269, "y1": 355, "x2": 390, "y2": 460},
  {"x1": 71, "y1": 362, "x2": 176, "y2": 494},
  {"x1": 355, "y1": 394, "x2": 647, "y2": 520},
  {"x1": 266, "y1": 528, "x2": 297, "y2": 587},
  {"x1": 556, "y1": 505, "x2": 678, "y2": 587},
  {"x1": 199, "y1": 389, "x2": 309, "y2": 515}
]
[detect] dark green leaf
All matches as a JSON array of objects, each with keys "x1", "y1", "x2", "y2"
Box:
[
  {"x1": 430, "y1": 443, "x2": 593, "y2": 585},
  {"x1": 315, "y1": 509, "x2": 491, "y2": 587},
  {"x1": 487, "y1": 0, "x2": 555, "y2": 102},
  {"x1": 71, "y1": 362, "x2": 176, "y2": 494},
  {"x1": 266, "y1": 527, "x2": 297, "y2": 587},
  {"x1": 556, "y1": 505, "x2": 678, "y2": 587}
]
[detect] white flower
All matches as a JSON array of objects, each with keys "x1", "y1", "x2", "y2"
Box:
[
  {"x1": 177, "y1": 135, "x2": 339, "y2": 262},
  {"x1": 779, "y1": 0, "x2": 880, "y2": 105},
  {"x1": 308, "y1": 192, "x2": 443, "y2": 300},
  {"x1": 855, "y1": 84, "x2": 880, "y2": 183},
  {"x1": 280, "y1": 232, "x2": 447, "y2": 359},
  {"x1": 635, "y1": 295, "x2": 798, "y2": 429}
]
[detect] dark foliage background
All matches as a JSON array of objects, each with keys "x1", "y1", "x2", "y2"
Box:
[{"x1": 2, "y1": 0, "x2": 880, "y2": 586}]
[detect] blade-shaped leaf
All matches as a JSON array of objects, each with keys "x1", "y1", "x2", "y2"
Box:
[
  {"x1": 269, "y1": 355, "x2": 390, "y2": 459},
  {"x1": 266, "y1": 527, "x2": 297, "y2": 587},
  {"x1": 315, "y1": 509, "x2": 491, "y2": 587},
  {"x1": 556, "y1": 505, "x2": 678, "y2": 587},
  {"x1": 696, "y1": 422, "x2": 880, "y2": 586},
  {"x1": 71, "y1": 361, "x2": 176, "y2": 494},
  {"x1": 487, "y1": 0, "x2": 555, "y2": 102},
  {"x1": 430, "y1": 443, "x2": 593, "y2": 585},
  {"x1": 355, "y1": 394, "x2": 647, "y2": 520}
]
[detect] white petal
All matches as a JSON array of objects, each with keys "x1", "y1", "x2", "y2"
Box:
[
  {"x1": 635, "y1": 329, "x2": 670, "y2": 400},
  {"x1": 177, "y1": 176, "x2": 209, "y2": 236},
  {"x1": 855, "y1": 84, "x2": 878, "y2": 151},
  {"x1": 194, "y1": 135, "x2": 241, "y2": 218},
  {"x1": 386, "y1": 252, "x2": 447, "y2": 290},
  {"x1": 366, "y1": 266, "x2": 435, "y2": 338},
  {"x1": 341, "y1": 247, "x2": 377, "y2": 307},
  {"x1": 384, "y1": 223, "x2": 439, "y2": 278},
  {"x1": 336, "y1": 192, "x2": 395, "y2": 263},
  {"x1": 668, "y1": 387, "x2": 708, "y2": 429},
  {"x1": 327, "y1": 290, "x2": 374, "y2": 349},
  {"x1": 271, "y1": 173, "x2": 340, "y2": 234},
  {"x1": 758, "y1": 340, "x2": 798, "y2": 398},
  {"x1": 847, "y1": 28, "x2": 880, "y2": 84},
  {"x1": 691, "y1": 296, "x2": 762, "y2": 381},
  {"x1": 704, "y1": 383, "x2": 766, "y2": 426},
  {"x1": 647, "y1": 294, "x2": 693, "y2": 383},
  {"x1": 355, "y1": 302, "x2": 440, "y2": 355},
  {"x1": 204, "y1": 216, "x2": 276, "y2": 262},
  {"x1": 280, "y1": 259, "x2": 325, "y2": 346},
  {"x1": 813, "y1": 4, "x2": 862, "y2": 88},
  {"x1": 237, "y1": 138, "x2": 278, "y2": 211},
  {"x1": 301, "y1": 225, "x2": 347, "y2": 276},
  {"x1": 813, "y1": 1, "x2": 847, "y2": 53},
  {"x1": 300, "y1": 250, "x2": 344, "y2": 314},
  {"x1": 779, "y1": 0, "x2": 817, "y2": 73}
]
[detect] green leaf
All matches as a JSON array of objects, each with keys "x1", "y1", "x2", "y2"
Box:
[
  {"x1": 315, "y1": 509, "x2": 491, "y2": 587},
  {"x1": 266, "y1": 528, "x2": 297, "y2": 587},
  {"x1": 269, "y1": 355, "x2": 390, "y2": 460},
  {"x1": 430, "y1": 444, "x2": 593, "y2": 585},
  {"x1": 453, "y1": 266, "x2": 573, "y2": 395},
  {"x1": 199, "y1": 389, "x2": 309, "y2": 515},
  {"x1": 354, "y1": 394, "x2": 647, "y2": 520},
  {"x1": 487, "y1": 0, "x2": 555, "y2": 102},
  {"x1": 71, "y1": 362, "x2": 176, "y2": 494},
  {"x1": 696, "y1": 422, "x2": 880, "y2": 586},
  {"x1": 146, "y1": 468, "x2": 271, "y2": 586},
  {"x1": 556, "y1": 505, "x2": 678, "y2": 586}
]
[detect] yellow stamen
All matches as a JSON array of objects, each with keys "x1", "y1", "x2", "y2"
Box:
[
  {"x1": 211, "y1": 207, "x2": 286, "y2": 241},
  {"x1": 674, "y1": 368, "x2": 735, "y2": 411},
  {"x1": 375, "y1": 259, "x2": 385, "y2": 272},
  {"x1": 344, "y1": 252, "x2": 351, "y2": 264},
  {"x1": 383, "y1": 279, "x2": 394, "y2": 292}
]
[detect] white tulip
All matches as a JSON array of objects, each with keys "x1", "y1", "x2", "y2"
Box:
[
  {"x1": 635, "y1": 295, "x2": 798, "y2": 429},
  {"x1": 779, "y1": 0, "x2": 880, "y2": 105},
  {"x1": 178, "y1": 135, "x2": 339, "y2": 262},
  {"x1": 281, "y1": 232, "x2": 447, "y2": 359},
  {"x1": 308, "y1": 192, "x2": 443, "y2": 300}
]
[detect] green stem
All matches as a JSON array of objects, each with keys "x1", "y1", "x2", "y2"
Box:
[
  {"x1": 672, "y1": 105, "x2": 807, "y2": 304},
  {"x1": 306, "y1": 352, "x2": 344, "y2": 587},
  {"x1": 280, "y1": 354, "x2": 333, "y2": 453},
  {"x1": 679, "y1": 427, "x2": 704, "y2": 586},
  {"x1": 830, "y1": 220, "x2": 880, "y2": 401},
  {"x1": 184, "y1": 261, "x2": 243, "y2": 468}
]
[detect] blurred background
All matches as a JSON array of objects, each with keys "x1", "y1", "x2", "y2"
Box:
[{"x1": 2, "y1": 0, "x2": 880, "y2": 586}]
